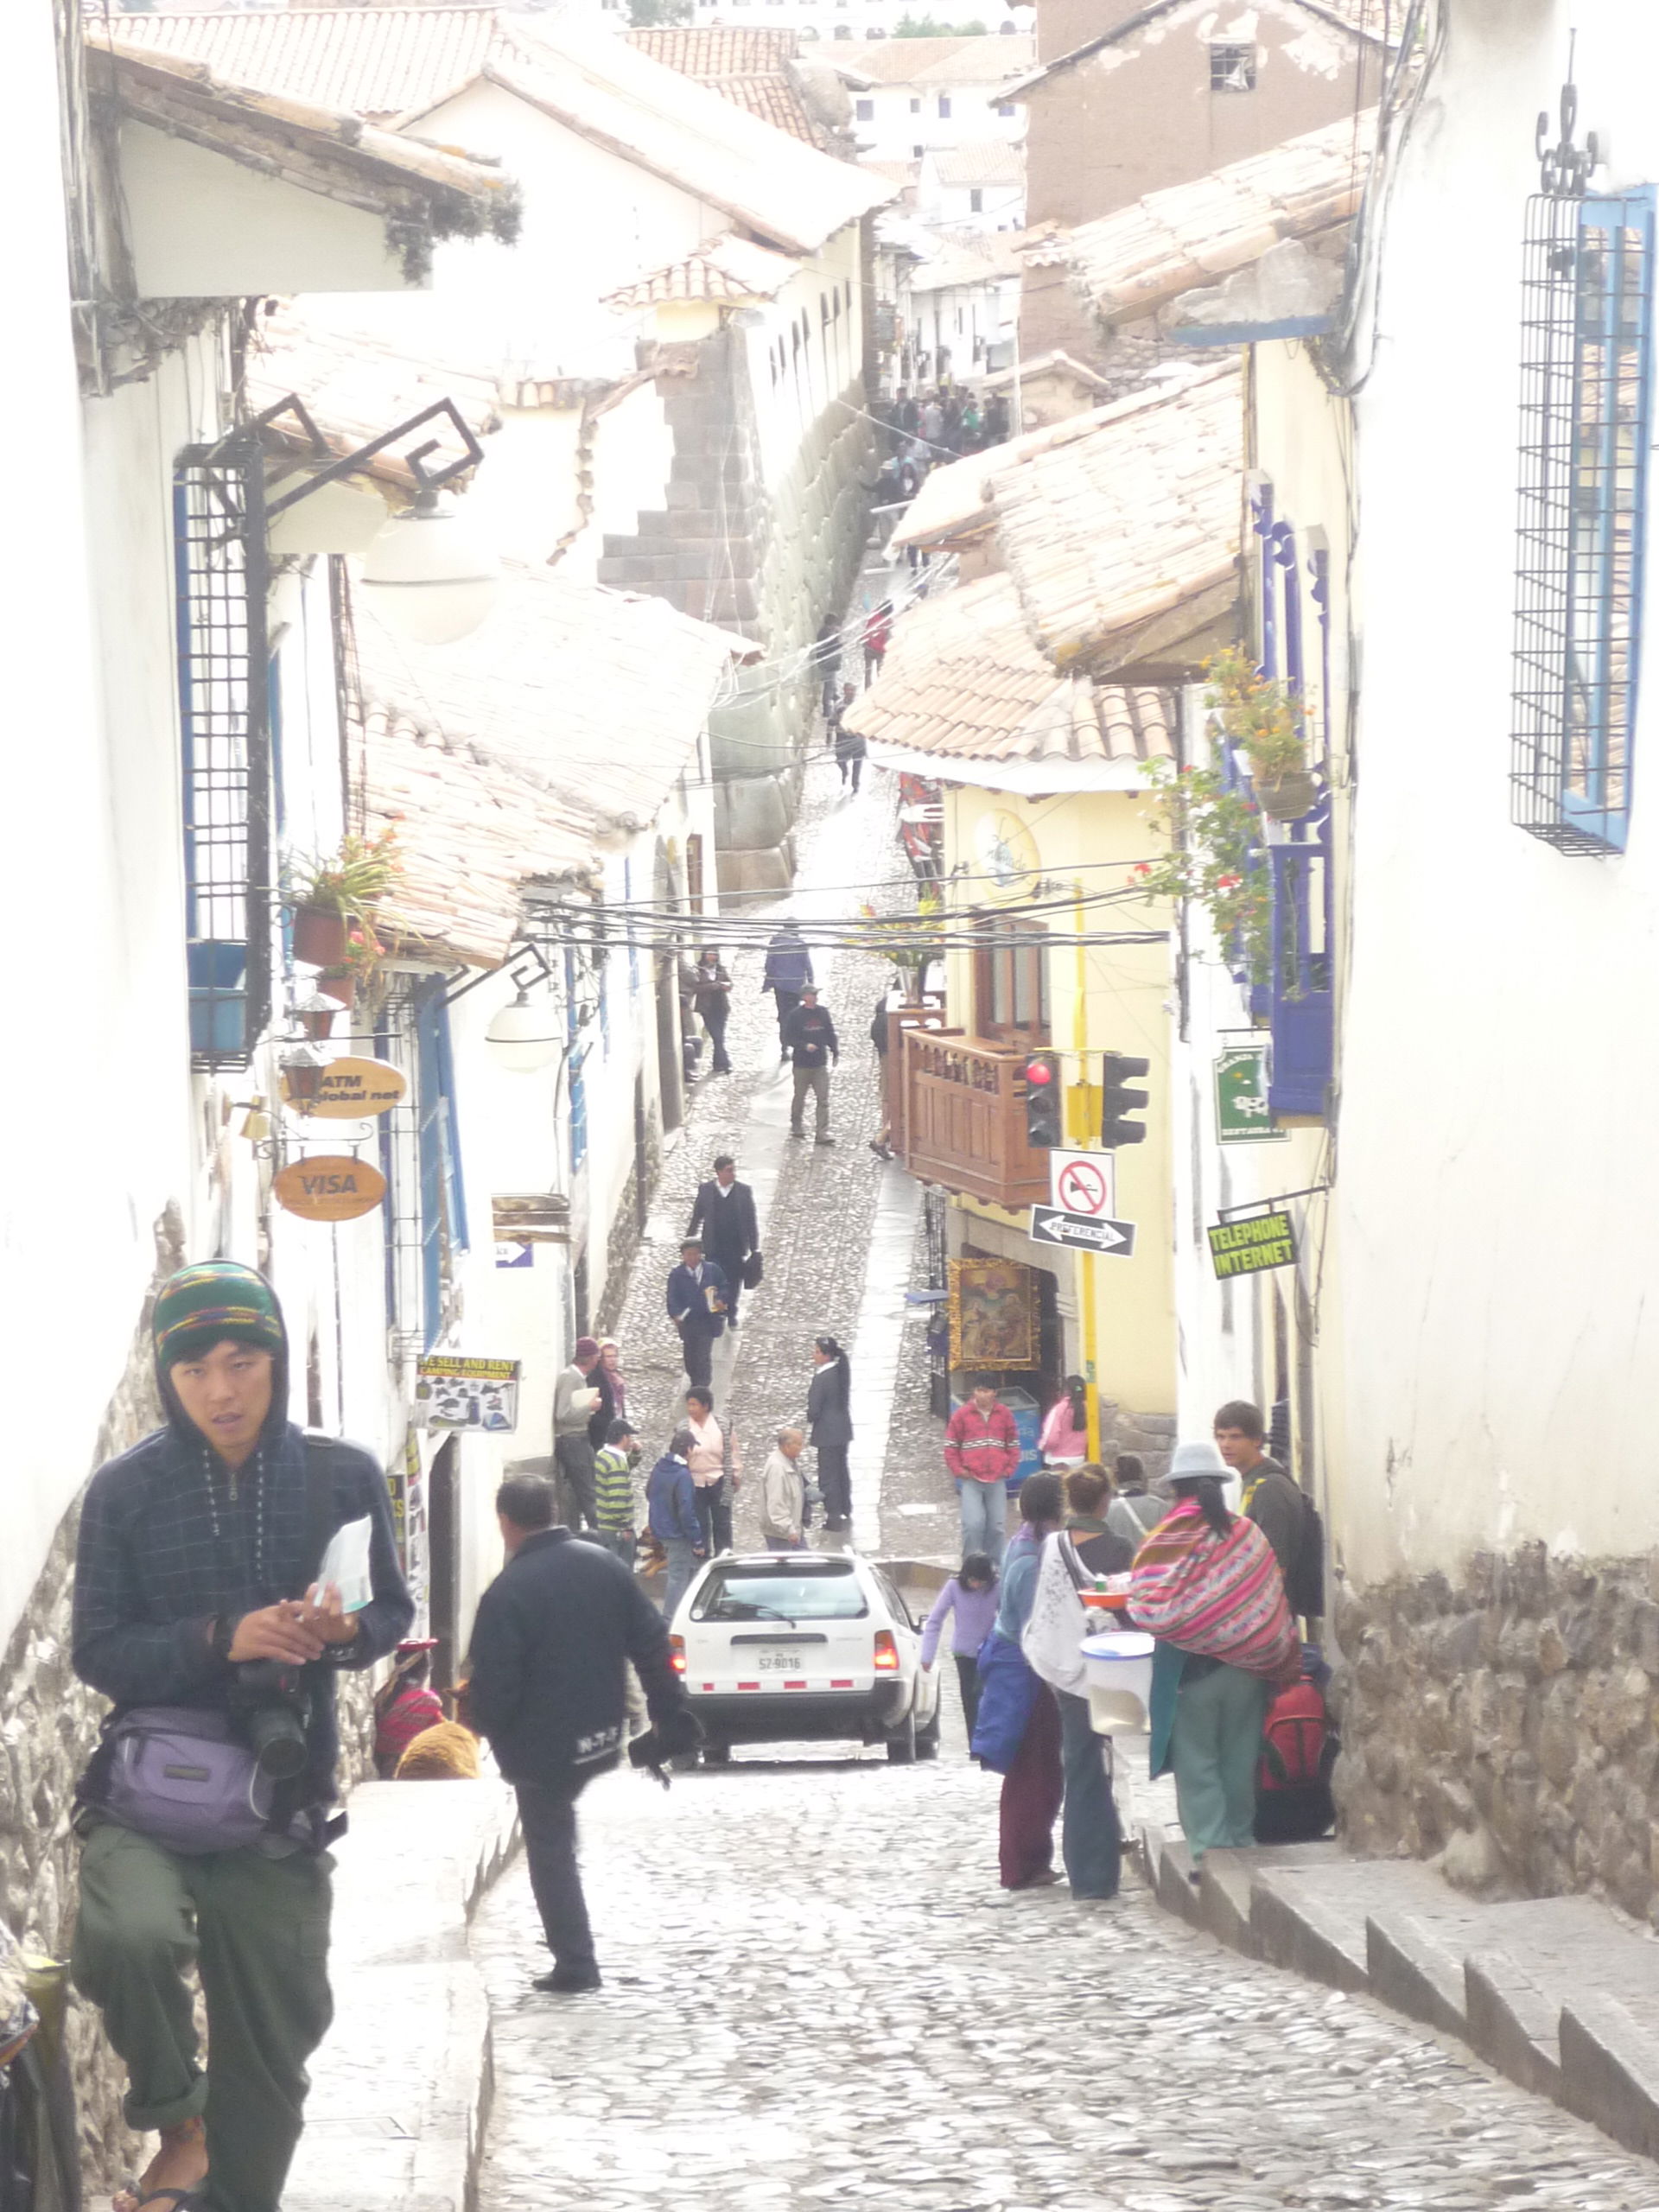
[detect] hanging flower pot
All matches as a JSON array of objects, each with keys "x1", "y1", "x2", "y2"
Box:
[
  {"x1": 1253, "y1": 768, "x2": 1319, "y2": 823},
  {"x1": 292, "y1": 904, "x2": 348, "y2": 967},
  {"x1": 317, "y1": 968, "x2": 357, "y2": 1011}
]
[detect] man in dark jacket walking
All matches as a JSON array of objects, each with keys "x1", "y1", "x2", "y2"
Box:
[
  {"x1": 686, "y1": 1154, "x2": 759, "y2": 1329},
  {"x1": 70, "y1": 1261, "x2": 411, "y2": 2212},
  {"x1": 466, "y1": 1478, "x2": 694, "y2": 1994},
  {"x1": 1214, "y1": 1398, "x2": 1307, "y2": 1588},
  {"x1": 665, "y1": 1238, "x2": 730, "y2": 1391},
  {"x1": 783, "y1": 987, "x2": 840, "y2": 1145},
  {"x1": 761, "y1": 923, "x2": 814, "y2": 1055}
]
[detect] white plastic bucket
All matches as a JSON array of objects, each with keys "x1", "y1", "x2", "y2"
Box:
[{"x1": 1082, "y1": 1630, "x2": 1156, "y2": 1736}]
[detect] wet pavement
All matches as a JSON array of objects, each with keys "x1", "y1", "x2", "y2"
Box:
[{"x1": 473, "y1": 1689, "x2": 1659, "y2": 2212}]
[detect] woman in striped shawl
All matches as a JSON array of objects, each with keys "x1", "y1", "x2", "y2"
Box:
[{"x1": 1129, "y1": 1440, "x2": 1297, "y2": 1863}]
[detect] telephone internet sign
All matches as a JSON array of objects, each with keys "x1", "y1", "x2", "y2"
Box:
[{"x1": 1207, "y1": 1209, "x2": 1297, "y2": 1281}]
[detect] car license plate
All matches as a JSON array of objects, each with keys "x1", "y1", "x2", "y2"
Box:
[{"x1": 755, "y1": 1647, "x2": 808, "y2": 1673}]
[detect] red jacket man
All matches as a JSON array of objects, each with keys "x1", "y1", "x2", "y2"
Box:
[{"x1": 944, "y1": 1382, "x2": 1020, "y2": 1484}]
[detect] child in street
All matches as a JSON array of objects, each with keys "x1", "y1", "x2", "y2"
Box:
[{"x1": 918, "y1": 1553, "x2": 1000, "y2": 1738}]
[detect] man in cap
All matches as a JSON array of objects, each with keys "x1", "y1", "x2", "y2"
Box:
[
  {"x1": 664, "y1": 1239, "x2": 729, "y2": 1393},
  {"x1": 70, "y1": 1260, "x2": 411, "y2": 2212},
  {"x1": 552, "y1": 1336, "x2": 604, "y2": 1531}
]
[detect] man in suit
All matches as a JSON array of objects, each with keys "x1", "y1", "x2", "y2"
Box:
[
  {"x1": 686, "y1": 1154, "x2": 759, "y2": 1330},
  {"x1": 664, "y1": 1238, "x2": 729, "y2": 1392}
]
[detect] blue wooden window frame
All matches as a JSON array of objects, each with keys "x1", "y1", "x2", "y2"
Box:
[
  {"x1": 1513, "y1": 187, "x2": 1656, "y2": 853},
  {"x1": 413, "y1": 985, "x2": 469, "y2": 1349}
]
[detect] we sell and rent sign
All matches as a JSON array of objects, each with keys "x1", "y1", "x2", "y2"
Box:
[
  {"x1": 415, "y1": 1355, "x2": 521, "y2": 1432},
  {"x1": 1207, "y1": 1208, "x2": 1297, "y2": 1280}
]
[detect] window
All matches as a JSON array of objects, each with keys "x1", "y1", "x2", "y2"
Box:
[
  {"x1": 692, "y1": 1560, "x2": 868, "y2": 1622},
  {"x1": 912, "y1": 143, "x2": 924, "y2": 157},
  {"x1": 973, "y1": 916, "x2": 1049, "y2": 1040},
  {"x1": 1513, "y1": 186, "x2": 1656, "y2": 852},
  {"x1": 855, "y1": 96, "x2": 874, "y2": 118},
  {"x1": 1209, "y1": 41, "x2": 1255, "y2": 92},
  {"x1": 909, "y1": 96, "x2": 921, "y2": 112},
  {"x1": 996, "y1": 100, "x2": 1015, "y2": 116},
  {"x1": 969, "y1": 187, "x2": 982, "y2": 212},
  {"x1": 174, "y1": 444, "x2": 272, "y2": 1071},
  {"x1": 938, "y1": 93, "x2": 951, "y2": 117}
]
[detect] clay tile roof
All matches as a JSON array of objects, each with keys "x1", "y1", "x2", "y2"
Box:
[
  {"x1": 112, "y1": 7, "x2": 892, "y2": 254},
  {"x1": 893, "y1": 400, "x2": 1126, "y2": 548},
  {"x1": 833, "y1": 35, "x2": 1035, "y2": 86},
  {"x1": 86, "y1": 33, "x2": 518, "y2": 235},
  {"x1": 906, "y1": 229, "x2": 1024, "y2": 293},
  {"x1": 356, "y1": 559, "x2": 746, "y2": 842},
  {"x1": 842, "y1": 572, "x2": 1173, "y2": 771},
  {"x1": 1029, "y1": 110, "x2": 1375, "y2": 326},
  {"x1": 105, "y1": 5, "x2": 500, "y2": 122},
  {"x1": 246, "y1": 305, "x2": 504, "y2": 494},
  {"x1": 992, "y1": 359, "x2": 1243, "y2": 675},
  {"x1": 627, "y1": 26, "x2": 827, "y2": 148},
  {"x1": 930, "y1": 139, "x2": 1025, "y2": 188},
  {"x1": 603, "y1": 232, "x2": 802, "y2": 309}
]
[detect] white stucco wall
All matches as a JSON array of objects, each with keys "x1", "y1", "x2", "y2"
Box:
[{"x1": 1325, "y1": 0, "x2": 1659, "y2": 1580}]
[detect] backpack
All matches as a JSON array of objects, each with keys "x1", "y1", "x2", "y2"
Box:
[
  {"x1": 1287, "y1": 1497, "x2": 1325, "y2": 1620},
  {"x1": 1254, "y1": 1673, "x2": 1338, "y2": 1846}
]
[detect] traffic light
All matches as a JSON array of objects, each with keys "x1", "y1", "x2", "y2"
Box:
[
  {"x1": 1022, "y1": 1052, "x2": 1062, "y2": 1147},
  {"x1": 1101, "y1": 1052, "x2": 1150, "y2": 1147}
]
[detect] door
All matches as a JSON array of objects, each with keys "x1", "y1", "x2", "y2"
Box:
[{"x1": 426, "y1": 1437, "x2": 461, "y2": 1693}]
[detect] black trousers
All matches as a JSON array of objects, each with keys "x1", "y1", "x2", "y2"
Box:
[
  {"x1": 817, "y1": 1445, "x2": 851, "y2": 1524},
  {"x1": 955, "y1": 1652, "x2": 982, "y2": 1740},
  {"x1": 700, "y1": 1000, "x2": 732, "y2": 1073},
  {"x1": 516, "y1": 1774, "x2": 597, "y2": 1972},
  {"x1": 695, "y1": 1477, "x2": 733, "y2": 1555},
  {"x1": 679, "y1": 1327, "x2": 715, "y2": 1390},
  {"x1": 554, "y1": 1434, "x2": 597, "y2": 1529},
  {"x1": 772, "y1": 989, "x2": 800, "y2": 1046}
]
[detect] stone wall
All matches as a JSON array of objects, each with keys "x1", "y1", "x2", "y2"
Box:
[{"x1": 1332, "y1": 1542, "x2": 1659, "y2": 1931}]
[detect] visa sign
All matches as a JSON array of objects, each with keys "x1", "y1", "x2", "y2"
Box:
[{"x1": 272, "y1": 1155, "x2": 388, "y2": 1223}]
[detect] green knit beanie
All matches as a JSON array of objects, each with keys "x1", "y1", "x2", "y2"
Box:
[{"x1": 153, "y1": 1261, "x2": 285, "y2": 1371}]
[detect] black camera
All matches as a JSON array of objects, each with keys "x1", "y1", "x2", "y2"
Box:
[{"x1": 228, "y1": 1660, "x2": 310, "y2": 1781}]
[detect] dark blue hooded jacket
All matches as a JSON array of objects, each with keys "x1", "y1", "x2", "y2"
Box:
[{"x1": 72, "y1": 1299, "x2": 411, "y2": 1839}]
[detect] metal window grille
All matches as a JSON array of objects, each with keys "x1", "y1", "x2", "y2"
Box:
[
  {"x1": 175, "y1": 442, "x2": 271, "y2": 1070},
  {"x1": 1209, "y1": 41, "x2": 1255, "y2": 92},
  {"x1": 1512, "y1": 188, "x2": 1656, "y2": 854},
  {"x1": 379, "y1": 982, "x2": 469, "y2": 1355}
]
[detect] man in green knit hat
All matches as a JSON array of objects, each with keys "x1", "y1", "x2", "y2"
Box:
[{"x1": 70, "y1": 1260, "x2": 411, "y2": 2212}]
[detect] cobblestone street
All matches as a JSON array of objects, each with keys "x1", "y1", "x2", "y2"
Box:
[{"x1": 473, "y1": 1718, "x2": 1659, "y2": 2212}]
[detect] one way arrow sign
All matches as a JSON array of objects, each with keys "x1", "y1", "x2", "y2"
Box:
[{"x1": 1028, "y1": 1205, "x2": 1136, "y2": 1257}]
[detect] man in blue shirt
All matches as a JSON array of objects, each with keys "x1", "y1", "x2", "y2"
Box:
[{"x1": 664, "y1": 1238, "x2": 729, "y2": 1392}]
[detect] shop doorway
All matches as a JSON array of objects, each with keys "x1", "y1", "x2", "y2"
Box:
[{"x1": 426, "y1": 1436, "x2": 461, "y2": 1693}]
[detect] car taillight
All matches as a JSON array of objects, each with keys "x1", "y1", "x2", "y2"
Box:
[
  {"x1": 873, "y1": 1629, "x2": 899, "y2": 1672},
  {"x1": 670, "y1": 1635, "x2": 686, "y2": 1675}
]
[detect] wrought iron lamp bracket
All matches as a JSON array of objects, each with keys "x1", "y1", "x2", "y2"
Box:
[{"x1": 1536, "y1": 54, "x2": 1600, "y2": 200}]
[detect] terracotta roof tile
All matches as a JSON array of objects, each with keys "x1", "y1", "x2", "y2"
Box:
[
  {"x1": 833, "y1": 34, "x2": 1035, "y2": 86},
  {"x1": 1028, "y1": 110, "x2": 1374, "y2": 327},
  {"x1": 842, "y1": 572, "x2": 1173, "y2": 768},
  {"x1": 893, "y1": 400, "x2": 1126, "y2": 548},
  {"x1": 627, "y1": 25, "x2": 829, "y2": 148},
  {"x1": 113, "y1": 7, "x2": 891, "y2": 255},
  {"x1": 604, "y1": 231, "x2": 801, "y2": 308},
  {"x1": 930, "y1": 139, "x2": 1024, "y2": 188},
  {"x1": 992, "y1": 359, "x2": 1243, "y2": 674}
]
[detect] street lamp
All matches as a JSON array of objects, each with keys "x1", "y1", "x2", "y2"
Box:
[
  {"x1": 358, "y1": 489, "x2": 498, "y2": 646},
  {"x1": 485, "y1": 988, "x2": 562, "y2": 1074}
]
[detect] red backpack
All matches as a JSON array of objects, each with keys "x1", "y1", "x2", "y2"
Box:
[{"x1": 1258, "y1": 1676, "x2": 1335, "y2": 1791}]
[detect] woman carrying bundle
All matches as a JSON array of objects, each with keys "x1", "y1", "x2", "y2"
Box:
[{"x1": 1129, "y1": 1440, "x2": 1298, "y2": 1863}]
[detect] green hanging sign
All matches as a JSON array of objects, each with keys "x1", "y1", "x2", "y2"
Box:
[
  {"x1": 1208, "y1": 1209, "x2": 1298, "y2": 1281},
  {"x1": 1214, "y1": 1046, "x2": 1285, "y2": 1143}
]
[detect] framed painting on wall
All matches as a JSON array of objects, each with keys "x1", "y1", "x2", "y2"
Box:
[{"x1": 949, "y1": 1256, "x2": 1039, "y2": 1370}]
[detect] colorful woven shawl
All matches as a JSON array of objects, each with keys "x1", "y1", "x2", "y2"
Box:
[{"x1": 1129, "y1": 1499, "x2": 1297, "y2": 1678}]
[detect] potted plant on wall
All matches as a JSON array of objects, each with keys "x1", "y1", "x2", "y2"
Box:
[
  {"x1": 1135, "y1": 759, "x2": 1272, "y2": 990},
  {"x1": 286, "y1": 830, "x2": 402, "y2": 966},
  {"x1": 1205, "y1": 645, "x2": 1318, "y2": 822},
  {"x1": 314, "y1": 917, "x2": 386, "y2": 1014}
]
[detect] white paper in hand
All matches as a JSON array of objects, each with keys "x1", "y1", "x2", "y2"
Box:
[{"x1": 315, "y1": 1516, "x2": 374, "y2": 1613}]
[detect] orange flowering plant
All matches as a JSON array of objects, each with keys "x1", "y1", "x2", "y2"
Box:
[{"x1": 1132, "y1": 758, "x2": 1272, "y2": 987}]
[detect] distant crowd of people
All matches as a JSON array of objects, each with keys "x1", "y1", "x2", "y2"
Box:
[{"x1": 876, "y1": 383, "x2": 1012, "y2": 462}]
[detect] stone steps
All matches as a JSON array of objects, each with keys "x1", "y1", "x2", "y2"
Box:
[{"x1": 1138, "y1": 1820, "x2": 1659, "y2": 2164}]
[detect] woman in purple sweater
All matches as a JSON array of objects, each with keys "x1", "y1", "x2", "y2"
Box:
[{"x1": 919, "y1": 1554, "x2": 1000, "y2": 1738}]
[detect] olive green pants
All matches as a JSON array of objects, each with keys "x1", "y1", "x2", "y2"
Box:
[
  {"x1": 72, "y1": 1823, "x2": 334, "y2": 2212},
  {"x1": 1168, "y1": 1662, "x2": 1270, "y2": 1862}
]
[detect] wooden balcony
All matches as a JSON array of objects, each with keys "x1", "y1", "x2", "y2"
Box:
[{"x1": 896, "y1": 1028, "x2": 1052, "y2": 1211}]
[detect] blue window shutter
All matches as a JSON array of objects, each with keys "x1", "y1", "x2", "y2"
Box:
[
  {"x1": 435, "y1": 995, "x2": 469, "y2": 1254},
  {"x1": 415, "y1": 991, "x2": 445, "y2": 1346}
]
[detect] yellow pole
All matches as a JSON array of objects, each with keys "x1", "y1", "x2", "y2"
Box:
[{"x1": 1074, "y1": 879, "x2": 1102, "y2": 1463}]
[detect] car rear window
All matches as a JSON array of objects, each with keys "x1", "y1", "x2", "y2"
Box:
[{"x1": 693, "y1": 1563, "x2": 869, "y2": 1623}]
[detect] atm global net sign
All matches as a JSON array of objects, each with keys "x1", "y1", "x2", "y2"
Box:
[{"x1": 1207, "y1": 1208, "x2": 1297, "y2": 1280}]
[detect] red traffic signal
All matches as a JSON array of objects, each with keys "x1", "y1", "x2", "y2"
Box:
[{"x1": 1023, "y1": 1052, "x2": 1062, "y2": 1147}]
